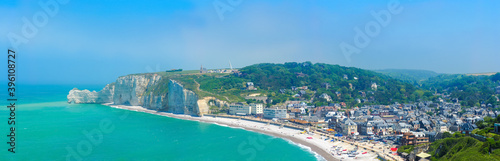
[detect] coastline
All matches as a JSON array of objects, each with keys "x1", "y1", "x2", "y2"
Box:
[{"x1": 104, "y1": 103, "x2": 379, "y2": 161}]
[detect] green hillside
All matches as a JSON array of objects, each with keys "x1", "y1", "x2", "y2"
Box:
[
  {"x1": 375, "y1": 69, "x2": 440, "y2": 85},
  {"x1": 140, "y1": 62, "x2": 435, "y2": 107},
  {"x1": 428, "y1": 137, "x2": 500, "y2": 161},
  {"x1": 239, "y1": 62, "x2": 425, "y2": 106},
  {"x1": 420, "y1": 73, "x2": 500, "y2": 107}
]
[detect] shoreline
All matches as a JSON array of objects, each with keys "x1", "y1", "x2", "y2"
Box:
[{"x1": 104, "y1": 104, "x2": 379, "y2": 161}]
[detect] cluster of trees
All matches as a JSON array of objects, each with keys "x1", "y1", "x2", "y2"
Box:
[
  {"x1": 238, "y1": 62, "x2": 431, "y2": 106},
  {"x1": 421, "y1": 73, "x2": 500, "y2": 107},
  {"x1": 376, "y1": 69, "x2": 440, "y2": 85},
  {"x1": 397, "y1": 145, "x2": 415, "y2": 154}
]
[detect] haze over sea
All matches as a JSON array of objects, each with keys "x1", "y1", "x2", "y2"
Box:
[{"x1": 0, "y1": 85, "x2": 320, "y2": 161}]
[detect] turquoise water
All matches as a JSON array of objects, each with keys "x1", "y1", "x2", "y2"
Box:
[{"x1": 0, "y1": 85, "x2": 319, "y2": 161}]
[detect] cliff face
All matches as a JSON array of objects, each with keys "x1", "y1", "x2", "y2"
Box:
[
  {"x1": 113, "y1": 74, "x2": 161, "y2": 106},
  {"x1": 67, "y1": 84, "x2": 115, "y2": 104},
  {"x1": 167, "y1": 80, "x2": 199, "y2": 115},
  {"x1": 67, "y1": 74, "x2": 206, "y2": 116}
]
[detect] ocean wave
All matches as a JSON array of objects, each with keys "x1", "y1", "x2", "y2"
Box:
[
  {"x1": 213, "y1": 123, "x2": 229, "y2": 127},
  {"x1": 284, "y1": 139, "x2": 327, "y2": 161},
  {"x1": 212, "y1": 123, "x2": 246, "y2": 130}
]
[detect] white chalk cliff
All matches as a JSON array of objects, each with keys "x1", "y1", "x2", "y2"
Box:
[
  {"x1": 67, "y1": 74, "x2": 206, "y2": 116},
  {"x1": 67, "y1": 83, "x2": 114, "y2": 104}
]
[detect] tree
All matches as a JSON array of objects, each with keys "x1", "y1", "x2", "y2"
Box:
[
  {"x1": 492, "y1": 73, "x2": 500, "y2": 82},
  {"x1": 442, "y1": 132, "x2": 452, "y2": 139}
]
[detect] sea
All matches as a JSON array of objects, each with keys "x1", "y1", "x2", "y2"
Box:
[{"x1": 0, "y1": 85, "x2": 321, "y2": 161}]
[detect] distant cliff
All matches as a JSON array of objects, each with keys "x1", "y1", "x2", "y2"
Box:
[
  {"x1": 67, "y1": 83, "x2": 114, "y2": 104},
  {"x1": 67, "y1": 74, "x2": 207, "y2": 116}
]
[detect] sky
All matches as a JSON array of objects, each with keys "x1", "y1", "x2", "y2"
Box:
[{"x1": 1, "y1": 0, "x2": 499, "y2": 85}]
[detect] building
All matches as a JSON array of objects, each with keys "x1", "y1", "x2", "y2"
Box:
[
  {"x1": 371, "y1": 83, "x2": 378, "y2": 90},
  {"x1": 496, "y1": 86, "x2": 500, "y2": 94},
  {"x1": 229, "y1": 103, "x2": 263, "y2": 115},
  {"x1": 246, "y1": 82, "x2": 256, "y2": 90},
  {"x1": 200, "y1": 65, "x2": 207, "y2": 73},
  {"x1": 321, "y1": 83, "x2": 331, "y2": 89},
  {"x1": 435, "y1": 122, "x2": 449, "y2": 133},
  {"x1": 358, "y1": 122, "x2": 374, "y2": 135},
  {"x1": 374, "y1": 122, "x2": 389, "y2": 136},
  {"x1": 263, "y1": 108, "x2": 288, "y2": 119},
  {"x1": 319, "y1": 93, "x2": 332, "y2": 102},
  {"x1": 460, "y1": 122, "x2": 477, "y2": 135},
  {"x1": 229, "y1": 103, "x2": 252, "y2": 115},
  {"x1": 396, "y1": 123, "x2": 412, "y2": 134},
  {"x1": 250, "y1": 103, "x2": 264, "y2": 115},
  {"x1": 342, "y1": 119, "x2": 358, "y2": 135},
  {"x1": 401, "y1": 132, "x2": 429, "y2": 146},
  {"x1": 495, "y1": 123, "x2": 500, "y2": 134}
]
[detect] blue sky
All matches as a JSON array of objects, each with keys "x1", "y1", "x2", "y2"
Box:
[{"x1": 1, "y1": 0, "x2": 499, "y2": 85}]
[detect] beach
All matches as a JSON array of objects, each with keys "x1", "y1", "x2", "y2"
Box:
[{"x1": 105, "y1": 104, "x2": 381, "y2": 161}]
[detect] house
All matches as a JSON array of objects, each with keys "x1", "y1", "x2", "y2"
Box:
[
  {"x1": 434, "y1": 121, "x2": 448, "y2": 133},
  {"x1": 478, "y1": 109, "x2": 488, "y2": 116},
  {"x1": 299, "y1": 90, "x2": 307, "y2": 96},
  {"x1": 358, "y1": 122, "x2": 374, "y2": 135},
  {"x1": 295, "y1": 72, "x2": 306, "y2": 77},
  {"x1": 373, "y1": 121, "x2": 389, "y2": 136},
  {"x1": 246, "y1": 82, "x2": 256, "y2": 90},
  {"x1": 411, "y1": 121, "x2": 420, "y2": 130},
  {"x1": 460, "y1": 122, "x2": 477, "y2": 135},
  {"x1": 321, "y1": 83, "x2": 331, "y2": 89},
  {"x1": 496, "y1": 86, "x2": 500, "y2": 94},
  {"x1": 343, "y1": 74, "x2": 348, "y2": 79},
  {"x1": 494, "y1": 123, "x2": 500, "y2": 134},
  {"x1": 401, "y1": 132, "x2": 429, "y2": 146},
  {"x1": 290, "y1": 109, "x2": 302, "y2": 117},
  {"x1": 424, "y1": 131, "x2": 437, "y2": 142},
  {"x1": 396, "y1": 123, "x2": 412, "y2": 134},
  {"x1": 342, "y1": 119, "x2": 358, "y2": 135},
  {"x1": 298, "y1": 86, "x2": 308, "y2": 90},
  {"x1": 319, "y1": 93, "x2": 332, "y2": 102},
  {"x1": 314, "y1": 106, "x2": 336, "y2": 117},
  {"x1": 302, "y1": 116, "x2": 325, "y2": 124},
  {"x1": 420, "y1": 119, "x2": 432, "y2": 131},
  {"x1": 371, "y1": 83, "x2": 378, "y2": 90}
]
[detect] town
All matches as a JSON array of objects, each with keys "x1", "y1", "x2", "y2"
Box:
[{"x1": 204, "y1": 71, "x2": 500, "y2": 161}]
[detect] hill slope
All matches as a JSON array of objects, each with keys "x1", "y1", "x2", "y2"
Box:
[
  {"x1": 144, "y1": 62, "x2": 431, "y2": 106},
  {"x1": 428, "y1": 137, "x2": 500, "y2": 161},
  {"x1": 224, "y1": 62, "x2": 426, "y2": 105},
  {"x1": 375, "y1": 69, "x2": 440, "y2": 85},
  {"x1": 420, "y1": 73, "x2": 500, "y2": 107}
]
